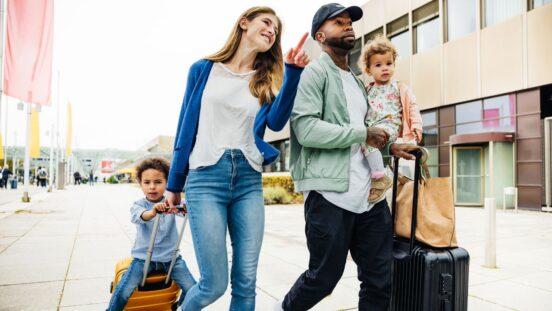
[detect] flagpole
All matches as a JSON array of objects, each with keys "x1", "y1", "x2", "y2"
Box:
[
  {"x1": 3, "y1": 98, "x2": 8, "y2": 165},
  {"x1": 55, "y1": 70, "x2": 61, "y2": 189},
  {"x1": 0, "y1": 0, "x2": 6, "y2": 164},
  {"x1": 22, "y1": 102, "x2": 31, "y2": 202},
  {"x1": 48, "y1": 123, "x2": 53, "y2": 191}
]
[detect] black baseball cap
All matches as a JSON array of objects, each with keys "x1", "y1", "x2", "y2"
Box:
[{"x1": 311, "y1": 3, "x2": 363, "y2": 39}]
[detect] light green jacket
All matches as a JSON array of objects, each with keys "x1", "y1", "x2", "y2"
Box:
[{"x1": 290, "y1": 52, "x2": 388, "y2": 192}]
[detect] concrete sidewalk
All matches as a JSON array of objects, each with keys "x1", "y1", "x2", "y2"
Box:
[{"x1": 0, "y1": 184, "x2": 551, "y2": 310}]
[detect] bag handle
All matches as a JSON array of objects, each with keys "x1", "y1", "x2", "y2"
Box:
[
  {"x1": 141, "y1": 214, "x2": 161, "y2": 287},
  {"x1": 164, "y1": 213, "x2": 188, "y2": 284},
  {"x1": 140, "y1": 207, "x2": 188, "y2": 287},
  {"x1": 391, "y1": 147, "x2": 425, "y2": 260}
]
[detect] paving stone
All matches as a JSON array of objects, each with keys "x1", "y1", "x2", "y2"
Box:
[
  {"x1": 0, "y1": 281, "x2": 63, "y2": 310},
  {"x1": 2, "y1": 184, "x2": 552, "y2": 310},
  {"x1": 59, "y1": 277, "x2": 112, "y2": 307},
  {"x1": 470, "y1": 280, "x2": 552, "y2": 311}
]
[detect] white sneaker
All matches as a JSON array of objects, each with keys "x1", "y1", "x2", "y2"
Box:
[{"x1": 273, "y1": 300, "x2": 284, "y2": 311}]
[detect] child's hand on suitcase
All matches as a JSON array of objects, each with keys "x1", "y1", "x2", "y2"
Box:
[{"x1": 154, "y1": 203, "x2": 168, "y2": 214}]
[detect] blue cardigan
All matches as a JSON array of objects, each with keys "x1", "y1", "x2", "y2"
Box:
[{"x1": 167, "y1": 59, "x2": 304, "y2": 192}]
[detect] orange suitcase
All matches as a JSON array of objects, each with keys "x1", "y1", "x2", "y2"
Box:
[{"x1": 109, "y1": 212, "x2": 188, "y2": 311}]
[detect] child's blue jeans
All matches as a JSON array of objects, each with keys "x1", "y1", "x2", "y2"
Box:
[{"x1": 107, "y1": 256, "x2": 196, "y2": 311}]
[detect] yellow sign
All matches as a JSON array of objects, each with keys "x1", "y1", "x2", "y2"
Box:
[
  {"x1": 30, "y1": 107, "x2": 40, "y2": 158},
  {"x1": 0, "y1": 132, "x2": 4, "y2": 160}
]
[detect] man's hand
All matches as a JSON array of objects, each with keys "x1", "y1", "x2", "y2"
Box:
[
  {"x1": 390, "y1": 143, "x2": 419, "y2": 160},
  {"x1": 165, "y1": 191, "x2": 181, "y2": 214},
  {"x1": 366, "y1": 127, "x2": 389, "y2": 149}
]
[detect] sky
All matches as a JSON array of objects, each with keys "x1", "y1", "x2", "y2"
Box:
[{"x1": 1, "y1": 0, "x2": 365, "y2": 151}]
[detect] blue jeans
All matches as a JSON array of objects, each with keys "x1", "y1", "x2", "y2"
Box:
[
  {"x1": 182, "y1": 149, "x2": 264, "y2": 311},
  {"x1": 107, "y1": 256, "x2": 196, "y2": 311}
]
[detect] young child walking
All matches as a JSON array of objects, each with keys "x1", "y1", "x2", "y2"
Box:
[
  {"x1": 360, "y1": 36, "x2": 423, "y2": 203},
  {"x1": 107, "y1": 157, "x2": 196, "y2": 311}
]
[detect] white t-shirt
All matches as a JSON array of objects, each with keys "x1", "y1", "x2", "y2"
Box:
[
  {"x1": 189, "y1": 62, "x2": 263, "y2": 172},
  {"x1": 315, "y1": 68, "x2": 374, "y2": 214}
]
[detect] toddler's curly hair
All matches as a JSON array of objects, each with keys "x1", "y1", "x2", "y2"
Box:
[
  {"x1": 360, "y1": 35, "x2": 398, "y2": 74},
  {"x1": 135, "y1": 157, "x2": 170, "y2": 183}
]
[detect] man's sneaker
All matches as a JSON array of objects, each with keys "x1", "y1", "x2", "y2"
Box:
[{"x1": 368, "y1": 174, "x2": 393, "y2": 203}]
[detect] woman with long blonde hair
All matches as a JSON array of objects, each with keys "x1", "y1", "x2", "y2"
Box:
[{"x1": 165, "y1": 6, "x2": 309, "y2": 310}]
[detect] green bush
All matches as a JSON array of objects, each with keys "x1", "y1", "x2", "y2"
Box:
[
  {"x1": 264, "y1": 186, "x2": 293, "y2": 205},
  {"x1": 262, "y1": 175, "x2": 304, "y2": 204},
  {"x1": 262, "y1": 175, "x2": 295, "y2": 193},
  {"x1": 107, "y1": 176, "x2": 119, "y2": 184}
]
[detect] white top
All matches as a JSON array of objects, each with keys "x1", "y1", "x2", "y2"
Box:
[
  {"x1": 316, "y1": 68, "x2": 374, "y2": 214},
  {"x1": 189, "y1": 62, "x2": 263, "y2": 172}
]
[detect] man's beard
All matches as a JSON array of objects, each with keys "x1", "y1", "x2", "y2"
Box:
[{"x1": 325, "y1": 36, "x2": 355, "y2": 50}]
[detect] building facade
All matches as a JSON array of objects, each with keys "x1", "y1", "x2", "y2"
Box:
[{"x1": 265, "y1": 0, "x2": 552, "y2": 210}]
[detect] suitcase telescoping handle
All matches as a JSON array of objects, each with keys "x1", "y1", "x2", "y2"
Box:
[
  {"x1": 140, "y1": 206, "x2": 188, "y2": 287},
  {"x1": 391, "y1": 148, "x2": 425, "y2": 259}
]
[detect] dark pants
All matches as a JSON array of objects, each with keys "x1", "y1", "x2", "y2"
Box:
[{"x1": 282, "y1": 191, "x2": 393, "y2": 311}]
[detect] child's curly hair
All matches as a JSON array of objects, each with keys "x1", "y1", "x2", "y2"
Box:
[
  {"x1": 360, "y1": 35, "x2": 398, "y2": 74},
  {"x1": 135, "y1": 157, "x2": 170, "y2": 183}
]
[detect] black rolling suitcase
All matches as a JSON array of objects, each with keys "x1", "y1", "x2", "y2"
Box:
[{"x1": 389, "y1": 149, "x2": 469, "y2": 311}]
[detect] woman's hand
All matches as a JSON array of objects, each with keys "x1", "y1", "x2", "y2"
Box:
[
  {"x1": 164, "y1": 191, "x2": 181, "y2": 214},
  {"x1": 285, "y1": 32, "x2": 310, "y2": 68}
]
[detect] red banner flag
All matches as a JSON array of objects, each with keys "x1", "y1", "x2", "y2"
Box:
[{"x1": 4, "y1": 0, "x2": 54, "y2": 106}]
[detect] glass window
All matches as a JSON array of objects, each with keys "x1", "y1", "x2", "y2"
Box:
[
  {"x1": 413, "y1": 1, "x2": 440, "y2": 53},
  {"x1": 415, "y1": 17, "x2": 440, "y2": 53},
  {"x1": 364, "y1": 27, "x2": 383, "y2": 46},
  {"x1": 484, "y1": 0, "x2": 523, "y2": 27},
  {"x1": 349, "y1": 38, "x2": 362, "y2": 75},
  {"x1": 422, "y1": 127, "x2": 439, "y2": 146},
  {"x1": 387, "y1": 15, "x2": 411, "y2": 57},
  {"x1": 421, "y1": 111, "x2": 438, "y2": 126},
  {"x1": 420, "y1": 111, "x2": 439, "y2": 176},
  {"x1": 456, "y1": 100, "x2": 482, "y2": 134},
  {"x1": 482, "y1": 94, "x2": 516, "y2": 131},
  {"x1": 532, "y1": 0, "x2": 552, "y2": 8},
  {"x1": 389, "y1": 31, "x2": 411, "y2": 58},
  {"x1": 425, "y1": 146, "x2": 439, "y2": 177},
  {"x1": 446, "y1": 0, "x2": 476, "y2": 41},
  {"x1": 455, "y1": 148, "x2": 483, "y2": 205}
]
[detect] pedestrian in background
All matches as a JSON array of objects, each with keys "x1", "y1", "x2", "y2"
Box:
[{"x1": 1, "y1": 165, "x2": 12, "y2": 189}]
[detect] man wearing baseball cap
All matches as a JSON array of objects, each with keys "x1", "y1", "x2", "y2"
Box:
[{"x1": 276, "y1": 3, "x2": 417, "y2": 310}]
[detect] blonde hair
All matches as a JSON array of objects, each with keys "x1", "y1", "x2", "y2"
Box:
[
  {"x1": 206, "y1": 6, "x2": 283, "y2": 105},
  {"x1": 360, "y1": 35, "x2": 398, "y2": 74}
]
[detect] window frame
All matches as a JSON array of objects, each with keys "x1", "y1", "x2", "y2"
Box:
[{"x1": 412, "y1": 0, "x2": 440, "y2": 54}]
